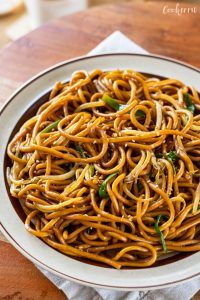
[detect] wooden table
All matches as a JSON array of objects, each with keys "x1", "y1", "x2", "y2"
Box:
[{"x1": 0, "y1": 2, "x2": 199, "y2": 299}]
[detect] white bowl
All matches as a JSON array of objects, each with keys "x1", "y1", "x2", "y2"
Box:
[{"x1": 0, "y1": 53, "x2": 200, "y2": 290}]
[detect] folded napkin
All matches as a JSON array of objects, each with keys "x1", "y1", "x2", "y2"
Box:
[
  {"x1": 36, "y1": 31, "x2": 199, "y2": 299},
  {"x1": 88, "y1": 31, "x2": 148, "y2": 56}
]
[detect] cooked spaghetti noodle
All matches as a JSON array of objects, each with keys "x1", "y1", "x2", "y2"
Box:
[{"x1": 7, "y1": 69, "x2": 200, "y2": 268}]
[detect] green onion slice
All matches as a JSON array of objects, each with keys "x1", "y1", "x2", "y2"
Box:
[
  {"x1": 102, "y1": 94, "x2": 128, "y2": 111},
  {"x1": 165, "y1": 151, "x2": 177, "y2": 163},
  {"x1": 136, "y1": 110, "x2": 146, "y2": 118},
  {"x1": 99, "y1": 172, "x2": 118, "y2": 198},
  {"x1": 102, "y1": 94, "x2": 120, "y2": 110},
  {"x1": 41, "y1": 120, "x2": 60, "y2": 133},
  {"x1": 75, "y1": 145, "x2": 88, "y2": 158},
  {"x1": 18, "y1": 152, "x2": 23, "y2": 159},
  {"x1": 154, "y1": 214, "x2": 168, "y2": 253},
  {"x1": 89, "y1": 165, "x2": 95, "y2": 177},
  {"x1": 184, "y1": 93, "x2": 195, "y2": 114},
  {"x1": 137, "y1": 182, "x2": 143, "y2": 191}
]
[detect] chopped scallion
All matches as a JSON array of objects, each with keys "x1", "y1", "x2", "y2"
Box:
[
  {"x1": 102, "y1": 94, "x2": 128, "y2": 111},
  {"x1": 165, "y1": 151, "x2": 177, "y2": 163},
  {"x1": 154, "y1": 214, "x2": 168, "y2": 253},
  {"x1": 184, "y1": 93, "x2": 195, "y2": 114},
  {"x1": 75, "y1": 145, "x2": 88, "y2": 158},
  {"x1": 102, "y1": 94, "x2": 120, "y2": 110},
  {"x1": 41, "y1": 120, "x2": 60, "y2": 133},
  {"x1": 136, "y1": 110, "x2": 146, "y2": 118},
  {"x1": 89, "y1": 165, "x2": 95, "y2": 177},
  {"x1": 137, "y1": 182, "x2": 143, "y2": 191},
  {"x1": 18, "y1": 152, "x2": 23, "y2": 159},
  {"x1": 99, "y1": 172, "x2": 118, "y2": 198}
]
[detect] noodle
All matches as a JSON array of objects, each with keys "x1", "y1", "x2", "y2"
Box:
[{"x1": 7, "y1": 69, "x2": 200, "y2": 269}]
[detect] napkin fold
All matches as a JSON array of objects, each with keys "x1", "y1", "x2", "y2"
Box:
[
  {"x1": 88, "y1": 31, "x2": 148, "y2": 55},
  {"x1": 37, "y1": 31, "x2": 200, "y2": 300}
]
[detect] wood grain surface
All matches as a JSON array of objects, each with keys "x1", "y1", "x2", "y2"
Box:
[
  {"x1": 0, "y1": 1, "x2": 199, "y2": 299},
  {"x1": 0, "y1": 241, "x2": 66, "y2": 299}
]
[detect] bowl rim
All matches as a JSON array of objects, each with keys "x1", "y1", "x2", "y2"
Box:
[
  {"x1": 0, "y1": 52, "x2": 199, "y2": 118},
  {"x1": 0, "y1": 52, "x2": 200, "y2": 291}
]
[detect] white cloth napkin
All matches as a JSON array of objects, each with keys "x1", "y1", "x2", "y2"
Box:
[
  {"x1": 38, "y1": 31, "x2": 200, "y2": 300},
  {"x1": 88, "y1": 31, "x2": 148, "y2": 55}
]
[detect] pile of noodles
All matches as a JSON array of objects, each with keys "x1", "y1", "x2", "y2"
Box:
[{"x1": 7, "y1": 69, "x2": 200, "y2": 269}]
